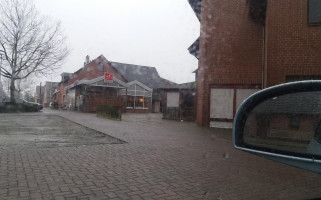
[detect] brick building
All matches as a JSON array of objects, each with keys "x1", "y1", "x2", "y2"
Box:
[
  {"x1": 53, "y1": 72, "x2": 72, "y2": 108},
  {"x1": 188, "y1": 0, "x2": 321, "y2": 127},
  {"x1": 161, "y1": 81, "x2": 197, "y2": 121},
  {"x1": 53, "y1": 55, "x2": 174, "y2": 113}
]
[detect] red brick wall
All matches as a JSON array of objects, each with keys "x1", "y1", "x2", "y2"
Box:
[
  {"x1": 68, "y1": 56, "x2": 126, "y2": 85},
  {"x1": 264, "y1": 0, "x2": 321, "y2": 87},
  {"x1": 197, "y1": 0, "x2": 264, "y2": 126},
  {"x1": 85, "y1": 87, "x2": 125, "y2": 112},
  {"x1": 55, "y1": 55, "x2": 127, "y2": 109},
  {"x1": 125, "y1": 109, "x2": 151, "y2": 113},
  {"x1": 57, "y1": 83, "x2": 65, "y2": 107}
]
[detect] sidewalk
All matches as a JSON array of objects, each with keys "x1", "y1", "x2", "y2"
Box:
[{"x1": 0, "y1": 109, "x2": 320, "y2": 199}]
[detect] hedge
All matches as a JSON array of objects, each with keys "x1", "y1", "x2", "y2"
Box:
[{"x1": 96, "y1": 105, "x2": 122, "y2": 120}]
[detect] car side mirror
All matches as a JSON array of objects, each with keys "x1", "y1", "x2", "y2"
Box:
[{"x1": 233, "y1": 81, "x2": 321, "y2": 174}]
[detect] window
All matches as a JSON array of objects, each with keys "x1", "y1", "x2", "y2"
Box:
[
  {"x1": 308, "y1": 0, "x2": 321, "y2": 24},
  {"x1": 126, "y1": 82, "x2": 152, "y2": 109},
  {"x1": 98, "y1": 62, "x2": 104, "y2": 71},
  {"x1": 126, "y1": 96, "x2": 150, "y2": 109}
]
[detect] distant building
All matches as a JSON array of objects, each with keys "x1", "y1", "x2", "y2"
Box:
[
  {"x1": 161, "y1": 81, "x2": 197, "y2": 121},
  {"x1": 53, "y1": 55, "x2": 175, "y2": 113},
  {"x1": 43, "y1": 82, "x2": 59, "y2": 107},
  {"x1": 52, "y1": 72, "x2": 73, "y2": 109},
  {"x1": 35, "y1": 85, "x2": 44, "y2": 104}
]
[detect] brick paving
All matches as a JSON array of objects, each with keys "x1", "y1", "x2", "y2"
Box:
[{"x1": 0, "y1": 109, "x2": 321, "y2": 199}]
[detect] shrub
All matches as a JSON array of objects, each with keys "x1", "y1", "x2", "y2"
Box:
[{"x1": 97, "y1": 105, "x2": 122, "y2": 120}]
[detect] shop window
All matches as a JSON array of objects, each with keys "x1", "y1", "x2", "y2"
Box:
[
  {"x1": 135, "y1": 97, "x2": 144, "y2": 108},
  {"x1": 127, "y1": 96, "x2": 150, "y2": 109},
  {"x1": 144, "y1": 98, "x2": 150, "y2": 109},
  {"x1": 126, "y1": 82, "x2": 152, "y2": 110},
  {"x1": 308, "y1": 0, "x2": 321, "y2": 24}
]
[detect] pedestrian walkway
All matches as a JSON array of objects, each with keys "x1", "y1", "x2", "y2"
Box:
[{"x1": 0, "y1": 109, "x2": 320, "y2": 200}]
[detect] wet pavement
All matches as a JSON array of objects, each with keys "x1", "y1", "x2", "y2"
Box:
[
  {"x1": 0, "y1": 109, "x2": 320, "y2": 199},
  {"x1": 0, "y1": 115, "x2": 124, "y2": 149}
]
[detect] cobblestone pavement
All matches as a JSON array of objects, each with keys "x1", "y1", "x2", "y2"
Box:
[{"x1": 0, "y1": 109, "x2": 321, "y2": 200}]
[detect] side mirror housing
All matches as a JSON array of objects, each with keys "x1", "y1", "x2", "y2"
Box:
[{"x1": 233, "y1": 81, "x2": 321, "y2": 174}]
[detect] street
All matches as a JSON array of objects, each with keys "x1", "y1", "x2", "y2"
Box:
[{"x1": 0, "y1": 109, "x2": 320, "y2": 200}]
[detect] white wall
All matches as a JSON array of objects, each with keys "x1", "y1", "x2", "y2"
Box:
[
  {"x1": 209, "y1": 88, "x2": 260, "y2": 128},
  {"x1": 167, "y1": 92, "x2": 179, "y2": 107},
  {"x1": 210, "y1": 88, "x2": 234, "y2": 119},
  {"x1": 236, "y1": 89, "x2": 260, "y2": 109}
]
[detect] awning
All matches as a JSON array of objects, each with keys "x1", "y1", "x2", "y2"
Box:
[{"x1": 65, "y1": 76, "x2": 127, "y2": 90}]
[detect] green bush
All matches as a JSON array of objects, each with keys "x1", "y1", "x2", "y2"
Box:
[{"x1": 97, "y1": 105, "x2": 122, "y2": 120}]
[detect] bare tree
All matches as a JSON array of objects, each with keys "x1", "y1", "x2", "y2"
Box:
[
  {"x1": 15, "y1": 76, "x2": 35, "y2": 98},
  {"x1": 23, "y1": 90, "x2": 35, "y2": 102},
  {"x1": 0, "y1": 80, "x2": 6, "y2": 99},
  {"x1": 2, "y1": 75, "x2": 35, "y2": 99},
  {"x1": 0, "y1": 0, "x2": 69, "y2": 102}
]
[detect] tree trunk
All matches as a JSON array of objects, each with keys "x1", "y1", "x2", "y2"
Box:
[{"x1": 10, "y1": 78, "x2": 15, "y2": 102}]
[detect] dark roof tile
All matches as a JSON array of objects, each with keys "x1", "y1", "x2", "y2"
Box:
[{"x1": 110, "y1": 62, "x2": 166, "y2": 89}]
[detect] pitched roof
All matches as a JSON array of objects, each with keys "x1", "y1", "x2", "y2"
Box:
[
  {"x1": 161, "y1": 81, "x2": 197, "y2": 90},
  {"x1": 188, "y1": 37, "x2": 199, "y2": 59},
  {"x1": 110, "y1": 62, "x2": 166, "y2": 89},
  {"x1": 188, "y1": 0, "x2": 202, "y2": 21},
  {"x1": 160, "y1": 78, "x2": 177, "y2": 88}
]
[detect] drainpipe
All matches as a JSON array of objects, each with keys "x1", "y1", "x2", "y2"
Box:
[{"x1": 262, "y1": 26, "x2": 265, "y2": 90}]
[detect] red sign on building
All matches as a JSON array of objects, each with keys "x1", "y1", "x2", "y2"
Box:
[{"x1": 104, "y1": 73, "x2": 114, "y2": 82}]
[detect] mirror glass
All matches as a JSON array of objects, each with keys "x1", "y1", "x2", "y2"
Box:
[{"x1": 243, "y1": 91, "x2": 321, "y2": 157}]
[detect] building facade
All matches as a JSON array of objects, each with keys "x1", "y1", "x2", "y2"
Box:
[
  {"x1": 53, "y1": 55, "x2": 174, "y2": 113},
  {"x1": 43, "y1": 82, "x2": 59, "y2": 107},
  {"x1": 161, "y1": 82, "x2": 197, "y2": 121},
  {"x1": 189, "y1": 0, "x2": 321, "y2": 128},
  {"x1": 35, "y1": 85, "x2": 44, "y2": 104},
  {"x1": 189, "y1": 0, "x2": 321, "y2": 127}
]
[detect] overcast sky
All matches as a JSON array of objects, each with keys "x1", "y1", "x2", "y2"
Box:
[{"x1": 33, "y1": 0, "x2": 200, "y2": 85}]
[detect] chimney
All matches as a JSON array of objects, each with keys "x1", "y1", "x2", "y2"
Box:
[{"x1": 85, "y1": 55, "x2": 90, "y2": 65}]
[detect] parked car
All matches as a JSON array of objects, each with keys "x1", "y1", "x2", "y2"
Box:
[{"x1": 0, "y1": 98, "x2": 43, "y2": 112}]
